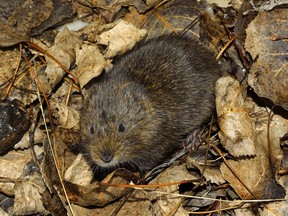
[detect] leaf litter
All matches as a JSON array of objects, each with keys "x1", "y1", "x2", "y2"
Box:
[{"x1": 0, "y1": 0, "x2": 288, "y2": 215}]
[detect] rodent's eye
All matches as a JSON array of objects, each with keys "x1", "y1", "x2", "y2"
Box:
[
  {"x1": 90, "y1": 126, "x2": 95, "y2": 134},
  {"x1": 118, "y1": 123, "x2": 125, "y2": 133}
]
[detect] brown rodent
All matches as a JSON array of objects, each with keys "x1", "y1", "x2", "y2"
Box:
[{"x1": 80, "y1": 35, "x2": 221, "y2": 173}]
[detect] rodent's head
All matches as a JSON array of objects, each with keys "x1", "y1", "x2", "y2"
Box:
[{"x1": 80, "y1": 77, "x2": 164, "y2": 172}]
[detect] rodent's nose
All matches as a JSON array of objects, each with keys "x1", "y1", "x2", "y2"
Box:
[{"x1": 100, "y1": 151, "x2": 114, "y2": 163}]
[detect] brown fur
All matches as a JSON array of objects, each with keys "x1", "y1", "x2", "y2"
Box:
[{"x1": 80, "y1": 35, "x2": 221, "y2": 173}]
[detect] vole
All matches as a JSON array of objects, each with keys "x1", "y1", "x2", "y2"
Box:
[{"x1": 80, "y1": 34, "x2": 221, "y2": 173}]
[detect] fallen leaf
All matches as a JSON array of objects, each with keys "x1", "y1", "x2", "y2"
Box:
[
  {"x1": 249, "y1": 0, "x2": 288, "y2": 11},
  {"x1": 246, "y1": 9, "x2": 288, "y2": 110},
  {"x1": 13, "y1": 169, "x2": 46, "y2": 215},
  {"x1": 64, "y1": 154, "x2": 93, "y2": 187},
  {"x1": 74, "y1": 44, "x2": 110, "y2": 88},
  {"x1": 220, "y1": 97, "x2": 286, "y2": 199},
  {"x1": 216, "y1": 76, "x2": 256, "y2": 156},
  {"x1": 0, "y1": 151, "x2": 31, "y2": 196},
  {"x1": 98, "y1": 19, "x2": 147, "y2": 58},
  {"x1": 41, "y1": 28, "x2": 82, "y2": 92},
  {"x1": 50, "y1": 101, "x2": 80, "y2": 129},
  {"x1": 206, "y1": 0, "x2": 230, "y2": 8},
  {"x1": 149, "y1": 165, "x2": 193, "y2": 215}
]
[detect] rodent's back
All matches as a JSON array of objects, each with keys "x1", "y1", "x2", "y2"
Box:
[
  {"x1": 80, "y1": 35, "x2": 221, "y2": 172},
  {"x1": 112, "y1": 35, "x2": 220, "y2": 132}
]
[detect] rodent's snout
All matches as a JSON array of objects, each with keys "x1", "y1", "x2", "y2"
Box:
[{"x1": 100, "y1": 150, "x2": 114, "y2": 163}]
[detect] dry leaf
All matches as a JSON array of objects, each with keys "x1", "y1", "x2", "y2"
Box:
[
  {"x1": 186, "y1": 149, "x2": 226, "y2": 185},
  {"x1": 64, "y1": 154, "x2": 93, "y2": 186},
  {"x1": 145, "y1": 0, "x2": 205, "y2": 40},
  {"x1": 145, "y1": 0, "x2": 162, "y2": 6},
  {"x1": 249, "y1": 0, "x2": 288, "y2": 11},
  {"x1": 206, "y1": 0, "x2": 230, "y2": 8},
  {"x1": 13, "y1": 171, "x2": 46, "y2": 215},
  {"x1": 0, "y1": 0, "x2": 74, "y2": 46},
  {"x1": 124, "y1": 6, "x2": 147, "y2": 28},
  {"x1": 40, "y1": 28, "x2": 82, "y2": 92},
  {"x1": 115, "y1": 165, "x2": 192, "y2": 215},
  {"x1": 230, "y1": 0, "x2": 245, "y2": 10},
  {"x1": 84, "y1": 0, "x2": 149, "y2": 21},
  {"x1": 246, "y1": 9, "x2": 288, "y2": 110},
  {"x1": 149, "y1": 165, "x2": 192, "y2": 216},
  {"x1": 14, "y1": 127, "x2": 46, "y2": 150},
  {"x1": 194, "y1": 165, "x2": 225, "y2": 185},
  {"x1": 220, "y1": 97, "x2": 286, "y2": 199},
  {"x1": 234, "y1": 208, "x2": 254, "y2": 215},
  {"x1": 102, "y1": 189, "x2": 152, "y2": 216},
  {"x1": 69, "y1": 202, "x2": 120, "y2": 216},
  {"x1": 98, "y1": 19, "x2": 147, "y2": 58},
  {"x1": 50, "y1": 101, "x2": 80, "y2": 129},
  {"x1": 0, "y1": 0, "x2": 53, "y2": 46},
  {"x1": 0, "y1": 47, "x2": 38, "y2": 104},
  {"x1": 216, "y1": 76, "x2": 256, "y2": 156},
  {"x1": 0, "y1": 48, "x2": 20, "y2": 96},
  {"x1": 79, "y1": 19, "x2": 107, "y2": 44},
  {"x1": 0, "y1": 208, "x2": 9, "y2": 216},
  {"x1": 64, "y1": 169, "x2": 137, "y2": 207},
  {"x1": 0, "y1": 151, "x2": 31, "y2": 196},
  {"x1": 41, "y1": 128, "x2": 80, "y2": 193},
  {"x1": 184, "y1": 188, "x2": 231, "y2": 212},
  {"x1": 259, "y1": 201, "x2": 288, "y2": 215},
  {"x1": 1, "y1": 29, "x2": 82, "y2": 105},
  {"x1": 74, "y1": 44, "x2": 110, "y2": 88}
]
